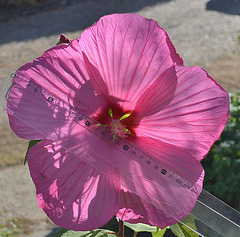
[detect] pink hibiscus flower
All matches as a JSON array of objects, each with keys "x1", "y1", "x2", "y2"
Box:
[{"x1": 7, "y1": 14, "x2": 229, "y2": 230}]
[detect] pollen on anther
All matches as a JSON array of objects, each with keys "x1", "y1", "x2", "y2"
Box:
[{"x1": 109, "y1": 119, "x2": 128, "y2": 139}]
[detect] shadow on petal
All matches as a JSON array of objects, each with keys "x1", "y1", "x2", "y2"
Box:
[{"x1": 28, "y1": 139, "x2": 121, "y2": 231}]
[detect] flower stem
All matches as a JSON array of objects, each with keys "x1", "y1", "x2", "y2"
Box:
[{"x1": 119, "y1": 219, "x2": 124, "y2": 237}]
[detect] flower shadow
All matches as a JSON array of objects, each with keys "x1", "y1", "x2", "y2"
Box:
[{"x1": 0, "y1": 0, "x2": 173, "y2": 44}]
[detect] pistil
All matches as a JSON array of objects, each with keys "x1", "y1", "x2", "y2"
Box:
[{"x1": 109, "y1": 119, "x2": 129, "y2": 139}]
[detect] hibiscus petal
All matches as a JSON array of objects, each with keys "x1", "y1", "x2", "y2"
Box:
[
  {"x1": 132, "y1": 136, "x2": 204, "y2": 184},
  {"x1": 28, "y1": 135, "x2": 200, "y2": 230},
  {"x1": 28, "y1": 139, "x2": 120, "y2": 231},
  {"x1": 134, "y1": 65, "x2": 229, "y2": 160},
  {"x1": 7, "y1": 40, "x2": 107, "y2": 139},
  {"x1": 8, "y1": 72, "x2": 203, "y2": 227},
  {"x1": 9, "y1": 80, "x2": 201, "y2": 228},
  {"x1": 117, "y1": 186, "x2": 184, "y2": 228},
  {"x1": 80, "y1": 13, "x2": 183, "y2": 111},
  {"x1": 114, "y1": 135, "x2": 205, "y2": 228}
]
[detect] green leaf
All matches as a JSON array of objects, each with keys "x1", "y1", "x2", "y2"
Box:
[
  {"x1": 24, "y1": 140, "x2": 42, "y2": 165},
  {"x1": 152, "y1": 227, "x2": 169, "y2": 237},
  {"x1": 170, "y1": 224, "x2": 185, "y2": 237},
  {"x1": 108, "y1": 108, "x2": 113, "y2": 118},
  {"x1": 120, "y1": 113, "x2": 131, "y2": 120},
  {"x1": 96, "y1": 124, "x2": 108, "y2": 127},
  {"x1": 50, "y1": 228, "x2": 118, "y2": 237},
  {"x1": 123, "y1": 222, "x2": 158, "y2": 233},
  {"x1": 170, "y1": 215, "x2": 199, "y2": 237},
  {"x1": 50, "y1": 228, "x2": 68, "y2": 237}
]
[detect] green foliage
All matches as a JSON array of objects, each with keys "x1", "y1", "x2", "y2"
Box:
[
  {"x1": 50, "y1": 228, "x2": 69, "y2": 237},
  {"x1": 0, "y1": 222, "x2": 22, "y2": 237},
  {"x1": 123, "y1": 222, "x2": 169, "y2": 237},
  {"x1": 24, "y1": 140, "x2": 41, "y2": 165},
  {"x1": 123, "y1": 222, "x2": 158, "y2": 233},
  {"x1": 170, "y1": 224, "x2": 197, "y2": 237},
  {"x1": 0, "y1": 224, "x2": 16, "y2": 237},
  {"x1": 151, "y1": 228, "x2": 168, "y2": 237},
  {"x1": 50, "y1": 228, "x2": 118, "y2": 237},
  {"x1": 115, "y1": 217, "x2": 170, "y2": 236},
  {"x1": 123, "y1": 222, "x2": 169, "y2": 236},
  {"x1": 202, "y1": 92, "x2": 240, "y2": 210},
  {"x1": 51, "y1": 217, "x2": 199, "y2": 237},
  {"x1": 170, "y1": 216, "x2": 199, "y2": 237}
]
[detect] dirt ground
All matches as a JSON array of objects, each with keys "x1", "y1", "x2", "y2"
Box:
[{"x1": 0, "y1": 0, "x2": 240, "y2": 236}]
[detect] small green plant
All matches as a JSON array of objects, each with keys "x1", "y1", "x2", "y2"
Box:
[
  {"x1": 0, "y1": 221, "x2": 21, "y2": 237},
  {"x1": 202, "y1": 92, "x2": 240, "y2": 210},
  {"x1": 0, "y1": 217, "x2": 37, "y2": 237}
]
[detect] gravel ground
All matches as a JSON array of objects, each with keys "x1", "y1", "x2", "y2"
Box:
[{"x1": 0, "y1": 0, "x2": 240, "y2": 236}]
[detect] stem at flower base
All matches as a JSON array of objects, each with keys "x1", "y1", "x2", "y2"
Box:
[{"x1": 119, "y1": 219, "x2": 124, "y2": 237}]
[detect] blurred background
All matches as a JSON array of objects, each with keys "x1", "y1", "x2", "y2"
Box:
[{"x1": 0, "y1": 0, "x2": 239, "y2": 236}]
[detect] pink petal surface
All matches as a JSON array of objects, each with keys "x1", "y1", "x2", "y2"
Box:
[
  {"x1": 80, "y1": 13, "x2": 183, "y2": 111},
  {"x1": 134, "y1": 66, "x2": 229, "y2": 161},
  {"x1": 132, "y1": 136, "x2": 204, "y2": 185},
  {"x1": 27, "y1": 136, "x2": 203, "y2": 230},
  {"x1": 7, "y1": 73, "x2": 203, "y2": 228},
  {"x1": 117, "y1": 186, "x2": 182, "y2": 227},
  {"x1": 7, "y1": 40, "x2": 108, "y2": 139},
  {"x1": 28, "y1": 139, "x2": 120, "y2": 230}
]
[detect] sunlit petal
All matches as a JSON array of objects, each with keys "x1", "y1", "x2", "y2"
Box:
[
  {"x1": 80, "y1": 13, "x2": 183, "y2": 111},
  {"x1": 134, "y1": 66, "x2": 229, "y2": 160},
  {"x1": 28, "y1": 139, "x2": 120, "y2": 231}
]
